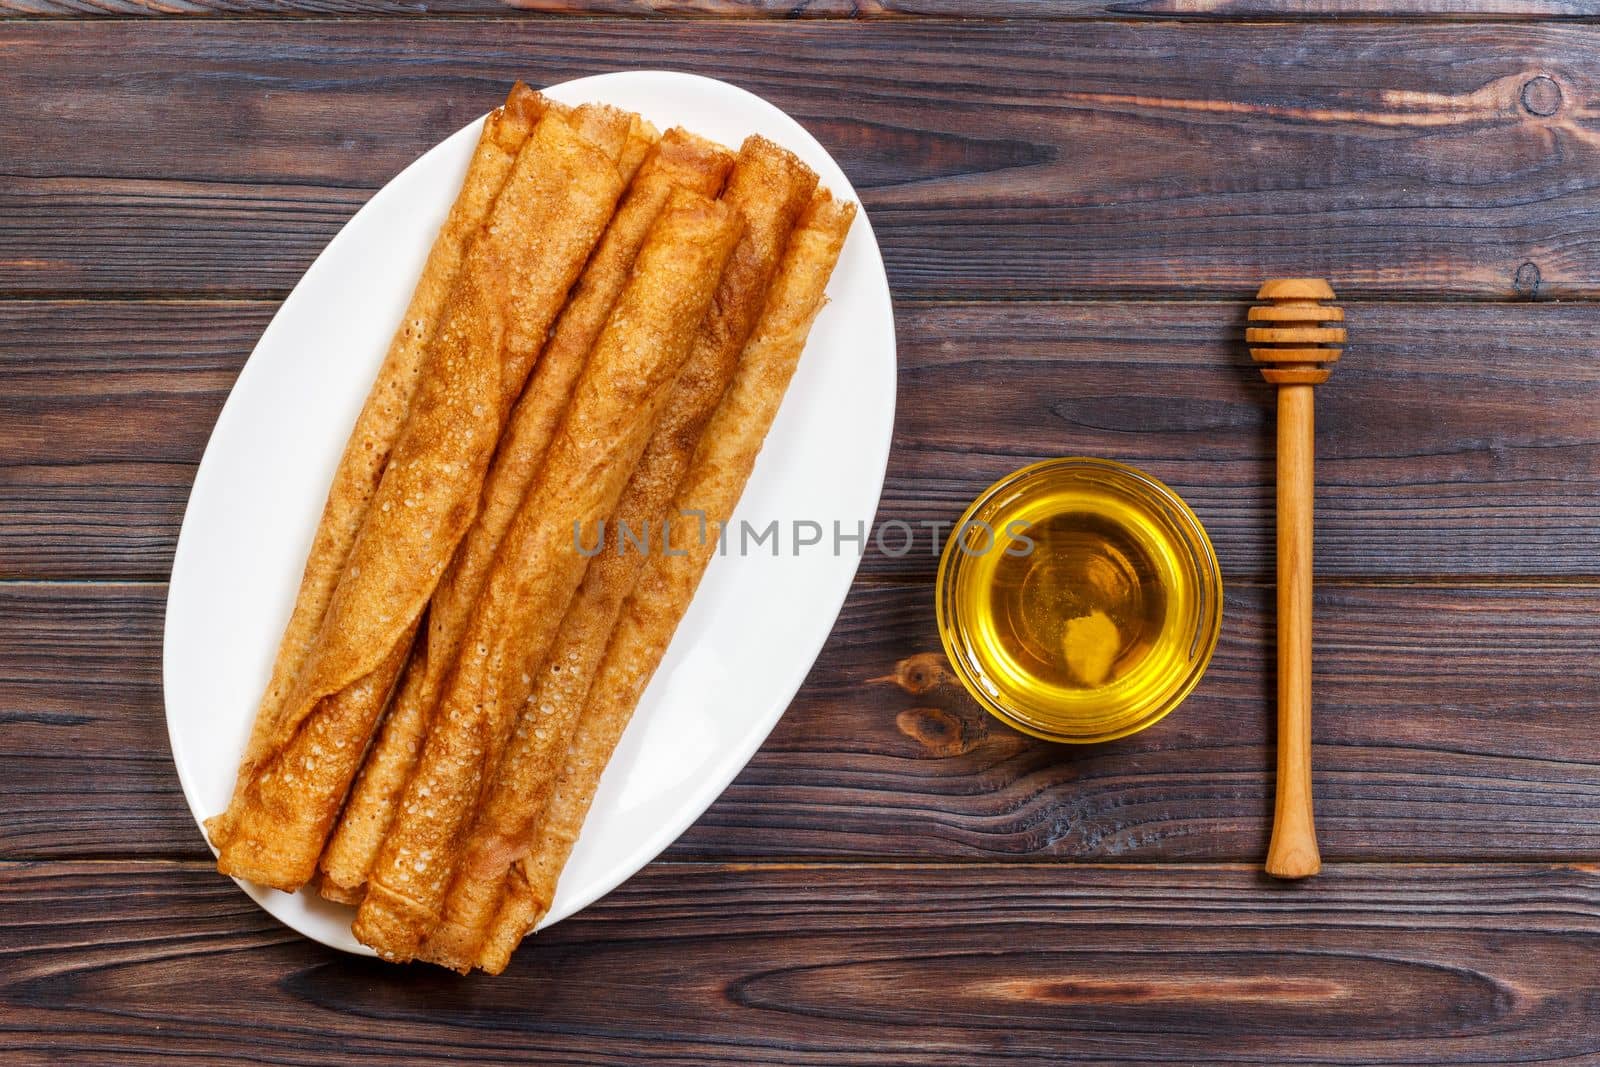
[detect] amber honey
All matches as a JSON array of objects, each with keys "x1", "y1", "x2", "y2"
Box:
[{"x1": 936, "y1": 458, "x2": 1222, "y2": 743}]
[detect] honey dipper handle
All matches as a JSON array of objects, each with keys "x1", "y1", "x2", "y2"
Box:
[{"x1": 1266, "y1": 384, "x2": 1321, "y2": 879}]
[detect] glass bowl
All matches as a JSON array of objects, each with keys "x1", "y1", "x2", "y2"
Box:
[{"x1": 935, "y1": 458, "x2": 1222, "y2": 743}]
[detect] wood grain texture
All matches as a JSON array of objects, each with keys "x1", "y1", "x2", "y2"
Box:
[
  {"x1": 2, "y1": 22, "x2": 1598, "y2": 297},
  {"x1": 876, "y1": 298, "x2": 1600, "y2": 581},
  {"x1": 6, "y1": 580, "x2": 1599, "y2": 863},
  {"x1": 0, "y1": 301, "x2": 245, "y2": 579},
  {"x1": 5, "y1": 859, "x2": 1600, "y2": 1065},
  {"x1": 1266, "y1": 386, "x2": 1321, "y2": 878},
  {"x1": 0, "y1": 0, "x2": 500, "y2": 12},
  {"x1": 5, "y1": 299, "x2": 1596, "y2": 581},
  {"x1": 3, "y1": 6, "x2": 1597, "y2": 1064},
  {"x1": 502, "y1": 0, "x2": 1600, "y2": 15},
  {"x1": 7, "y1": 0, "x2": 1595, "y2": 17}
]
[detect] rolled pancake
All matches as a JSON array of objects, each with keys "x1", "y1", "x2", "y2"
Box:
[
  {"x1": 476, "y1": 190, "x2": 856, "y2": 974},
  {"x1": 318, "y1": 129, "x2": 732, "y2": 902},
  {"x1": 419, "y1": 136, "x2": 818, "y2": 971},
  {"x1": 353, "y1": 188, "x2": 743, "y2": 960},
  {"x1": 210, "y1": 102, "x2": 640, "y2": 892},
  {"x1": 207, "y1": 84, "x2": 546, "y2": 853}
]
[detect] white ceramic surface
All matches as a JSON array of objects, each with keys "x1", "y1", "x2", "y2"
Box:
[{"x1": 164, "y1": 71, "x2": 896, "y2": 955}]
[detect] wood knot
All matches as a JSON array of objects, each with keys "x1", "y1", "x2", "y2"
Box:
[
  {"x1": 1513, "y1": 260, "x2": 1542, "y2": 299},
  {"x1": 871, "y1": 652, "x2": 955, "y2": 695},
  {"x1": 1521, "y1": 76, "x2": 1563, "y2": 117},
  {"x1": 981, "y1": 975, "x2": 1348, "y2": 1006},
  {"x1": 895, "y1": 706, "x2": 983, "y2": 756}
]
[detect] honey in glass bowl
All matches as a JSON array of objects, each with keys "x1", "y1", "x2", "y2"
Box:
[{"x1": 935, "y1": 458, "x2": 1222, "y2": 743}]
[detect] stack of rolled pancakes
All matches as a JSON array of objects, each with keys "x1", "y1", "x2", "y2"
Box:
[{"x1": 204, "y1": 82, "x2": 855, "y2": 974}]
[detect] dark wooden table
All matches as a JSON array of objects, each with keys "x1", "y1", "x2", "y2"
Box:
[{"x1": 4, "y1": 2, "x2": 1600, "y2": 1063}]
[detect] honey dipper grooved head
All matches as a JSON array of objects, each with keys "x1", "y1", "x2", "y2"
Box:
[{"x1": 1248, "y1": 278, "x2": 1344, "y2": 386}]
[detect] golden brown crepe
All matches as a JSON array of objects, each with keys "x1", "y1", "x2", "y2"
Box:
[
  {"x1": 317, "y1": 129, "x2": 734, "y2": 904},
  {"x1": 210, "y1": 101, "x2": 640, "y2": 892},
  {"x1": 207, "y1": 85, "x2": 545, "y2": 858},
  {"x1": 412, "y1": 133, "x2": 819, "y2": 966},
  {"x1": 417, "y1": 135, "x2": 819, "y2": 972},
  {"x1": 475, "y1": 190, "x2": 856, "y2": 974},
  {"x1": 353, "y1": 188, "x2": 744, "y2": 961}
]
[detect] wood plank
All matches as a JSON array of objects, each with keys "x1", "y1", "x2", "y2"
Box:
[
  {"x1": 4, "y1": 859, "x2": 1600, "y2": 1064},
  {"x1": 5, "y1": 580, "x2": 1599, "y2": 863},
  {"x1": 505, "y1": 0, "x2": 1600, "y2": 14},
  {"x1": 883, "y1": 299, "x2": 1600, "y2": 582},
  {"x1": 4, "y1": 299, "x2": 1596, "y2": 581},
  {"x1": 4, "y1": 0, "x2": 1593, "y2": 18},
  {"x1": 691, "y1": 580, "x2": 1600, "y2": 862},
  {"x1": 1, "y1": 22, "x2": 1597, "y2": 297}
]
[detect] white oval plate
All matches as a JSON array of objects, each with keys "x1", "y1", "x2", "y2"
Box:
[{"x1": 164, "y1": 71, "x2": 896, "y2": 956}]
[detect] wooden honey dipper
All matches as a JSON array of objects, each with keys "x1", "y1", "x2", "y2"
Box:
[{"x1": 1248, "y1": 279, "x2": 1344, "y2": 880}]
